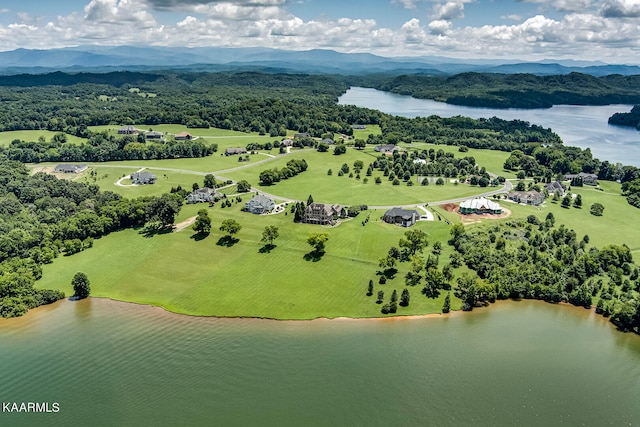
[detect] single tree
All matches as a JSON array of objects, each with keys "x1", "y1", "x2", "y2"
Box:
[
  {"x1": 307, "y1": 232, "x2": 329, "y2": 253},
  {"x1": 307, "y1": 194, "x2": 314, "y2": 205},
  {"x1": 236, "y1": 180, "x2": 251, "y2": 192},
  {"x1": 376, "y1": 290, "x2": 384, "y2": 304},
  {"x1": 590, "y1": 203, "x2": 605, "y2": 216},
  {"x1": 203, "y1": 173, "x2": 216, "y2": 189},
  {"x1": 367, "y1": 280, "x2": 374, "y2": 296},
  {"x1": 400, "y1": 288, "x2": 410, "y2": 307},
  {"x1": 72, "y1": 272, "x2": 91, "y2": 299},
  {"x1": 261, "y1": 225, "x2": 279, "y2": 246},
  {"x1": 220, "y1": 219, "x2": 242, "y2": 237},
  {"x1": 192, "y1": 182, "x2": 200, "y2": 191},
  {"x1": 391, "y1": 289, "x2": 398, "y2": 303},
  {"x1": 442, "y1": 292, "x2": 451, "y2": 313},
  {"x1": 561, "y1": 195, "x2": 571, "y2": 208},
  {"x1": 574, "y1": 194, "x2": 582, "y2": 208},
  {"x1": 193, "y1": 209, "x2": 212, "y2": 235}
]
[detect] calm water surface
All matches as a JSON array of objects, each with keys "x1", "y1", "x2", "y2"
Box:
[
  {"x1": 1, "y1": 298, "x2": 639, "y2": 426},
  {"x1": 339, "y1": 87, "x2": 640, "y2": 167}
]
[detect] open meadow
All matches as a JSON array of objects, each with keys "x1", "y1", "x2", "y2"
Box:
[
  {"x1": 36, "y1": 202, "x2": 458, "y2": 319},
  {"x1": 0, "y1": 130, "x2": 87, "y2": 146}
]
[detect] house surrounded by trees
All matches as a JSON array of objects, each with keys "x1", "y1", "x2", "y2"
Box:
[
  {"x1": 303, "y1": 203, "x2": 347, "y2": 225},
  {"x1": 186, "y1": 187, "x2": 220, "y2": 204}
]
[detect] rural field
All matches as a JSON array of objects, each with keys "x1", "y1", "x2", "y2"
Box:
[
  {"x1": 36, "y1": 202, "x2": 457, "y2": 319},
  {"x1": 31, "y1": 128, "x2": 640, "y2": 319},
  {"x1": 0, "y1": 129, "x2": 87, "y2": 146}
]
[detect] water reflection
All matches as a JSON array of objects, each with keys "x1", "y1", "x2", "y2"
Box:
[{"x1": 339, "y1": 87, "x2": 640, "y2": 167}]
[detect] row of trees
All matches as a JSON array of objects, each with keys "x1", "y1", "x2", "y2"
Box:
[{"x1": 259, "y1": 159, "x2": 308, "y2": 185}]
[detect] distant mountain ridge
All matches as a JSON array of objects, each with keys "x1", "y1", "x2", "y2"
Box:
[{"x1": 0, "y1": 46, "x2": 638, "y2": 76}]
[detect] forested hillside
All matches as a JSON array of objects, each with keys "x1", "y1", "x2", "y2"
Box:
[{"x1": 357, "y1": 72, "x2": 640, "y2": 108}]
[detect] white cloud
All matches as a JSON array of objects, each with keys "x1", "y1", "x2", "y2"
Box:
[
  {"x1": 601, "y1": 0, "x2": 640, "y2": 18},
  {"x1": 392, "y1": 0, "x2": 424, "y2": 9},
  {"x1": 432, "y1": 1, "x2": 467, "y2": 20},
  {"x1": 518, "y1": 0, "x2": 593, "y2": 13},
  {"x1": 502, "y1": 14, "x2": 522, "y2": 21},
  {"x1": 0, "y1": 0, "x2": 638, "y2": 64},
  {"x1": 84, "y1": 0, "x2": 156, "y2": 25},
  {"x1": 428, "y1": 19, "x2": 451, "y2": 35}
]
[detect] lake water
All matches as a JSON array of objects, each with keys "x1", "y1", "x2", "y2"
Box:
[
  {"x1": 1, "y1": 298, "x2": 639, "y2": 426},
  {"x1": 339, "y1": 87, "x2": 640, "y2": 167}
]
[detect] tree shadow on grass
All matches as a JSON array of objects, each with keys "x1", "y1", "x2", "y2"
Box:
[
  {"x1": 259, "y1": 244, "x2": 276, "y2": 253},
  {"x1": 303, "y1": 250, "x2": 325, "y2": 262},
  {"x1": 138, "y1": 223, "x2": 173, "y2": 238},
  {"x1": 191, "y1": 232, "x2": 210, "y2": 242},
  {"x1": 217, "y1": 235, "x2": 239, "y2": 247}
]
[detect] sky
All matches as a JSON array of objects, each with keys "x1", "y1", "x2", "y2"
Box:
[{"x1": 0, "y1": 0, "x2": 639, "y2": 63}]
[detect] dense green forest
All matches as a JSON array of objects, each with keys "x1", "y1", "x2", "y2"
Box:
[
  {"x1": 609, "y1": 105, "x2": 640, "y2": 130},
  {"x1": 448, "y1": 220, "x2": 640, "y2": 332},
  {"x1": 0, "y1": 157, "x2": 183, "y2": 316},
  {"x1": 354, "y1": 72, "x2": 640, "y2": 108}
]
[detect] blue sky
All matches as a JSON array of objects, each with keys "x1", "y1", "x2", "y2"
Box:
[{"x1": 0, "y1": 0, "x2": 639, "y2": 63}]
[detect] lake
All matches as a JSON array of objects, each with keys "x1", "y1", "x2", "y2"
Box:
[
  {"x1": 339, "y1": 87, "x2": 640, "y2": 167},
  {"x1": 1, "y1": 298, "x2": 639, "y2": 426}
]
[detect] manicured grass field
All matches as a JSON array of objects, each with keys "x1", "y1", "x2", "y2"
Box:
[
  {"x1": 223, "y1": 147, "x2": 501, "y2": 205},
  {"x1": 36, "y1": 203, "x2": 458, "y2": 319},
  {"x1": 0, "y1": 130, "x2": 86, "y2": 146}
]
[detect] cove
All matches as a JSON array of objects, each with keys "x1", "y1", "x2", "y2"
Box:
[
  {"x1": 1, "y1": 298, "x2": 639, "y2": 426},
  {"x1": 339, "y1": 87, "x2": 640, "y2": 167}
]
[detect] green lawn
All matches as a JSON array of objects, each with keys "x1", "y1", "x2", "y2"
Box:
[
  {"x1": 0, "y1": 130, "x2": 86, "y2": 146},
  {"x1": 36, "y1": 203, "x2": 458, "y2": 319},
  {"x1": 224, "y1": 147, "x2": 501, "y2": 205},
  {"x1": 31, "y1": 141, "x2": 640, "y2": 320}
]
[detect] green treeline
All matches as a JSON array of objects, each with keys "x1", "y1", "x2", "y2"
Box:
[
  {"x1": 449, "y1": 219, "x2": 640, "y2": 333},
  {"x1": 609, "y1": 105, "x2": 640, "y2": 130},
  {"x1": 358, "y1": 72, "x2": 640, "y2": 108},
  {"x1": 0, "y1": 157, "x2": 183, "y2": 317}
]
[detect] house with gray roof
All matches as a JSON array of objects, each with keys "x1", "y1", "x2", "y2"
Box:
[
  {"x1": 118, "y1": 125, "x2": 139, "y2": 135},
  {"x1": 382, "y1": 207, "x2": 419, "y2": 227},
  {"x1": 507, "y1": 190, "x2": 544, "y2": 206},
  {"x1": 545, "y1": 181, "x2": 566, "y2": 196},
  {"x1": 564, "y1": 172, "x2": 598, "y2": 185},
  {"x1": 131, "y1": 171, "x2": 156, "y2": 185},
  {"x1": 186, "y1": 187, "x2": 220, "y2": 204},
  {"x1": 244, "y1": 194, "x2": 275, "y2": 214},
  {"x1": 146, "y1": 131, "x2": 164, "y2": 140},
  {"x1": 225, "y1": 147, "x2": 248, "y2": 156},
  {"x1": 375, "y1": 144, "x2": 400, "y2": 153},
  {"x1": 54, "y1": 164, "x2": 87, "y2": 174}
]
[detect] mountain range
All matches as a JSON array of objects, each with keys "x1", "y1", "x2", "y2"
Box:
[{"x1": 0, "y1": 46, "x2": 638, "y2": 76}]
